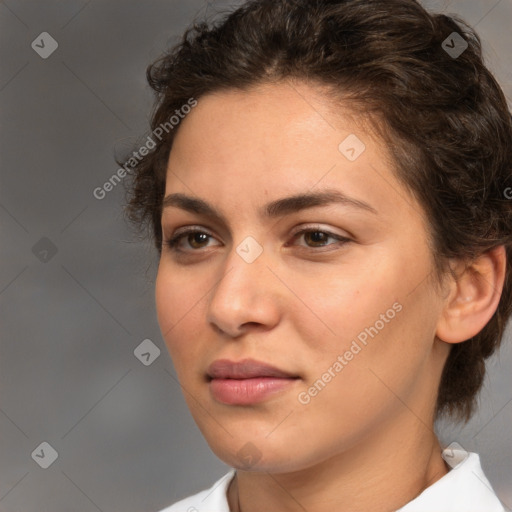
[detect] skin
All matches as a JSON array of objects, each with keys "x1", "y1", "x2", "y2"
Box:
[{"x1": 155, "y1": 81, "x2": 506, "y2": 512}]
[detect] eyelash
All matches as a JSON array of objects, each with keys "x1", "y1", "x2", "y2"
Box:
[{"x1": 164, "y1": 226, "x2": 351, "y2": 254}]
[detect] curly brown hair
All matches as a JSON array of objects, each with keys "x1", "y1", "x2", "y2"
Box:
[{"x1": 124, "y1": 0, "x2": 512, "y2": 422}]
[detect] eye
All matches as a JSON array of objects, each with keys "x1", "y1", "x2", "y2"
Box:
[
  {"x1": 290, "y1": 227, "x2": 351, "y2": 249},
  {"x1": 164, "y1": 228, "x2": 220, "y2": 252}
]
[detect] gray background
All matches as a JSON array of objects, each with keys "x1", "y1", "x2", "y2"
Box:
[{"x1": 0, "y1": 1, "x2": 511, "y2": 511}]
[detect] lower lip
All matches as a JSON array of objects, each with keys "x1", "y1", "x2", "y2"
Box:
[{"x1": 209, "y1": 377, "x2": 298, "y2": 405}]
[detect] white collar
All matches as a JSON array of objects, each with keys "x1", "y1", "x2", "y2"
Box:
[{"x1": 161, "y1": 449, "x2": 504, "y2": 511}]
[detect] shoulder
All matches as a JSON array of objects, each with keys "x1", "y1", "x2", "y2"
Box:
[
  {"x1": 398, "y1": 449, "x2": 505, "y2": 512},
  {"x1": 158, "y1": 470, "x2": 236, "y2": 512}
]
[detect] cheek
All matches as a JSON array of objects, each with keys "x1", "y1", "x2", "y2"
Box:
[
  {"x1": 155, "y1": 266, "x2": 205, "y2": 361},
  {"x1": 293, "y1": 252, "x2": 437, "y2": 400},
  {"x1": 155, "y1": 269, "x2": 176, "y2": 341},
  {"x1": 290, "y1": 265, "x2": 396, "y2": 357}
]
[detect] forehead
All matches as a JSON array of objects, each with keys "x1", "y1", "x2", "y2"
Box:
[
  {"x1": 168, "y1": 82, "x2": 377, "y2": 175},
  {"x1": 164, "y1": 81, "x2": 423, "y2": 227}
]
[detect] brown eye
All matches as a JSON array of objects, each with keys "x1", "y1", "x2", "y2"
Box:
[
  {"x1": 165, "y1": 228, "x2": 220, "y2": 252},
  {"x1": 187, "y1": 232, "x2": 210, "y2": 249},
  {"x1": 303, "y1": 231, "x2": 331, "y2": 247},
  {"x1": 293, "y1": 229, "x2": 350, "y2": 249}
]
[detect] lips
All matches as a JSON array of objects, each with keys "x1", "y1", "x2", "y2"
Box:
[
  {"x1": 207, "y1": 358, "x2": 298, "y2": 380},
  {"x1": 207, "y1": 358, "x2": 300, "y2": 405}
]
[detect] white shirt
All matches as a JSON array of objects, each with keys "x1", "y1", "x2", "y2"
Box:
[{"x1": 159, "y1": 448, "x2": 505, "y2": 512}]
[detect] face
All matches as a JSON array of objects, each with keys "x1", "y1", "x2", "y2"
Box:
[{"x1": 155, "y1": 81, "x2": 449, "y2": 473}]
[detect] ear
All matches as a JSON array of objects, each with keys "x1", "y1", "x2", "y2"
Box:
[{"x1": 436, "y1": 246, "x2": 507, "y2": 344}]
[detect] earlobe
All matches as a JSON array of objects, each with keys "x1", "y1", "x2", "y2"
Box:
[{"x1": 436, "y1": 245, "x2": 506, "y2": 344}]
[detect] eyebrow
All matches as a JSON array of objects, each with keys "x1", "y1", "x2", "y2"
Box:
[{"x1": 161, "y1": 189, "x2": 378, "y2": 224}]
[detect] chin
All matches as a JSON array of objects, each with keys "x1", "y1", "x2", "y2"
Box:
[{"x1": 205, "y1": 434, "x2": 320, "y2": 474}]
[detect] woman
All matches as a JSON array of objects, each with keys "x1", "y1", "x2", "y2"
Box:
[{"x1": 125, "y1": 0, "x2": 512, "y2": 510}]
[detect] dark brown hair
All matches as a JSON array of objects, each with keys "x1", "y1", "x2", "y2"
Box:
[{"x1": 124, "y1": 0, "x2": 512, "y2": 421}]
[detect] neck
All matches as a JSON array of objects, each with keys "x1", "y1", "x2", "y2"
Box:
[{"x1": 228, "y1": 414, "x2": 449, "y2": 512}]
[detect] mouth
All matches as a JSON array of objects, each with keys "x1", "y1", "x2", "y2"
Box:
[
  {"x1": 207, "y1": 358, "x2": 299, "y2": 380},
  {"x1": 207, "y1": 358, "x2": 301, "y2": 405}
]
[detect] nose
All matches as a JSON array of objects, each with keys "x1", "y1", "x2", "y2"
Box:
[{"x1": 206, "y1": 244, "x2": 281, "y2": 338}]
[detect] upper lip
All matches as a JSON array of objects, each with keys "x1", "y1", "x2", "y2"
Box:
[{"x1": 207, "y1": 358, "x2": 298, "y2": 380}]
